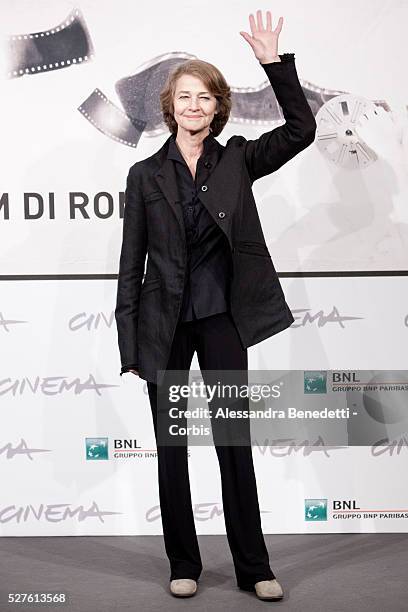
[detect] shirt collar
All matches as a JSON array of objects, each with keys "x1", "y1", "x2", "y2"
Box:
[{"x1": 167, "y1": 131, "x2": 217, "y2": 163}]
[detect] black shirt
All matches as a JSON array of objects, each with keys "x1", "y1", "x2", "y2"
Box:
[{"x1": 167, "y1": 132, "x2": 232, "y2": 322}]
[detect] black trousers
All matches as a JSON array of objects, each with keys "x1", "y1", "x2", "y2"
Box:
[{"x1": 146, "y1": 311, "x2": 275, "y2": 589}]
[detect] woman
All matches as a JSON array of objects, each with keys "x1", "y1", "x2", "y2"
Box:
[{"x1": 115, "y1": 9, "x2": 316, "y2": 601}]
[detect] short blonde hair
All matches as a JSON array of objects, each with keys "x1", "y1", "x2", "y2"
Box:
[{"x1": 160, "y1": 59, "x2": 232, "y2": 136}]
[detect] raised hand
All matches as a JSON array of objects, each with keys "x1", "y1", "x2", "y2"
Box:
[{"x1": 239, "y1": 9, "x2": 283, "y2": 63}]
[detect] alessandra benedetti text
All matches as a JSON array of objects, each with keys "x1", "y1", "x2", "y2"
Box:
[{"x1": 168, "y1": 407, "x2": 352, "y2": 420}]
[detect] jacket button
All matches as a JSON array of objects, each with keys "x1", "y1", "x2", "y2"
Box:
[
  {"x1": 201, "y1": 185, "x2": 208, "y2": 192},
  {"x1": 218, "y1": 211, "x2": 226, "y2": 218},
  {"x1": 204, "y1": 161, "x2": 212, "y2": 168}
]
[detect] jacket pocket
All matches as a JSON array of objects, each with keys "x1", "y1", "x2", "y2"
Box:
[
  {"x1": 141, "y1": 277, "x2": 161, "y2": 292},
  {"x1": 235, "y1": 241, "x2": 270, "y2": 257},
  {"x1": 144, "y1": 190, "x2": 164, "y2": 203},
  {"x1": 138, "y1": 279, "x2": 161, "y2": 350}
]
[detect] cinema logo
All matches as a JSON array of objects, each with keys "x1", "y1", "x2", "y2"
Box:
[
  {"x1": 0, "y1": 438, "x2": 50, "y2": 460},
  {"x1": 292, "y1": 307, "x2": 363, "y2": 328},
  {"x1": 0, "y1": 501, "x2": 120, "y2": 524},
  {"x1": 146, "y1": 502, "x2": 227, "y2": 523}
]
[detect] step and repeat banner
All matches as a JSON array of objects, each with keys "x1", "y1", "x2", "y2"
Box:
[{"x1": 1, "y1": 0, "x2": 407, "y2": 536}]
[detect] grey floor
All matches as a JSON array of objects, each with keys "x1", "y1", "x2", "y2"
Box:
[{"x1": 1, "y1": 534, "x2": 407, "y2": 611}]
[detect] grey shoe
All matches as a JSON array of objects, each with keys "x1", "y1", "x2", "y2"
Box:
[
  {"x1": 169, "y1": 578, "x2": 198, "y2": 597},
  {"x1": 254, "y1": 578, "x2": 284, "y2": 601}
]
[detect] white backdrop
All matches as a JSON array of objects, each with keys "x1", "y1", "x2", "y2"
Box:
[{"x1": 1, "y1": 0, "x2": 408, "y2": 535}]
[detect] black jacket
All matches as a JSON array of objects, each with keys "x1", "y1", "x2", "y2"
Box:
[{"x1": 115, "y1": 53, "x2": 317, "y2": 385}]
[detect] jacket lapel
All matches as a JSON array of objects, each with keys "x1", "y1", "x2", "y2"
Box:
[
  {"x1": 152, "y1": 133, "x2": 242, "y2": 250},
  {"x1": 153, "y1": 136, "x2": 184, "y2": 234}
]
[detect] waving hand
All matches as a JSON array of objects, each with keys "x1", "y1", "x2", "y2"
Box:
[{"x1": 240, "y1": 9, "x2": 283, "y2": 63}]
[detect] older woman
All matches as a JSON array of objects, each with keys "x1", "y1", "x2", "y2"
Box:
[{"x1": 115, "y1": 8, "x2": 316, "y2": 601}]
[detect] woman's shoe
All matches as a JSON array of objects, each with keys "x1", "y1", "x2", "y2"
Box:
[
  {"x1": 169, "y1": 578, "x2": 198, "y2": 597},
  {"x1": 254, "y1": 578, "x2": 284, "y2": 600}
]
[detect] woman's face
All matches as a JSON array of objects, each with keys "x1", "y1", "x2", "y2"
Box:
[{"x1": 172, "y1": 74, "x2": 218, "y2": 135}]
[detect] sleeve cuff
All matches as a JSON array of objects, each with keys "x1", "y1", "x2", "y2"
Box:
[
  {"x1": 120, "y1": 365, "x2": 139, "y2": 376},
  {"x1": 260, "y1": 53, "x2": 295, "y2": 66}
]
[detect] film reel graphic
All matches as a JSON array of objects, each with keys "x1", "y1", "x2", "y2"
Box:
[
  {"x1": 315, "y1": 96, "x2": 393, "y2": 169},
  {"x1": 5, "y1": 8, "x2": 94, "y2": 79}
]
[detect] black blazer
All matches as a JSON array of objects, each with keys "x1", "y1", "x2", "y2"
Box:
[{"x1": 115, "y1": 53, "x2": 317, "y2": 385}]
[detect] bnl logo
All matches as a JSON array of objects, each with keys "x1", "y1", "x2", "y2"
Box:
[
  {"x1": 86, "y1": 438, "x2": 109, "y2": 460},
  {"x1": 304, "y1": 371, "x2": 327, "y2": 394},
  {"x1": 332, "y1": 372, "x2": 361, "y2": 383},
  {"x1": 305, "y1": 499, "x2": 327, "y2": 521}
]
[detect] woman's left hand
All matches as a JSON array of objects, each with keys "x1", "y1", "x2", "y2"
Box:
[{"x1": 239, "y1": 9, "x2": 283, "y2": 63}]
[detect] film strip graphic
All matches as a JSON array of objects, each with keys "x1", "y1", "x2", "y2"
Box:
[
  {"x1": 78, "y1": 89, "x2": 146, "y2": 148},
  {"x1": 78, "y1": 51, "x2": 390, "y2": 149},
  {"x1": 5, "y1": 7, "x2": 94, "y2": 79}
]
